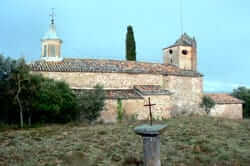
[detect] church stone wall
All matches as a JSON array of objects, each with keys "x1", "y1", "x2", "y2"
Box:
[
  {"x1": 33, "y1": 72, "x2": 163, "y2": 89},
  {"x1": 210, "y1": 104, "x2": 243, "y2": 120},
  {"x1": 163, "y1": 46, "x2": 195, "y2": 71},
  {"x1": 178, "y1": 46, "x2": 193, "y2": 70},
  {"x1": 163, "y1": 47, "x2": 179, "y2": 66},
  {"x1": 101, "y1": 95, "x2": 172, "y2": 123},
  {"x1": 163, "y1": 75, "x2": 203, "y2": 112},
  {"x1": 101, "y1": 99, "x2": 144, "y2": 123}
]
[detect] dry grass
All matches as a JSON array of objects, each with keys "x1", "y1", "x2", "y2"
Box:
[{"x1": 0, "y1": 116, "x2": 250, "y2": 166}]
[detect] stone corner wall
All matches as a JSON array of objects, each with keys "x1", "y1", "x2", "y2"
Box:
[
  {"x1": 210, "y1": 104, "x2": 243, "y2": 120},
  {"x1": 163, "y1": 75, "x2": 203, "y2": 112}
]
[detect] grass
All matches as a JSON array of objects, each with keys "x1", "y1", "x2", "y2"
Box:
[{"x1": 0, "y1": 116, "x2": 250, "y2": 166}]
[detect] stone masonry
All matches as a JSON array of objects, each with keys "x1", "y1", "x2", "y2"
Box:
[
  {"x1": 206, "y1": 94, "x2": 244, "y2": 120},
  {"x1": 210, "y1": 104, "x2": 243, "y2": 120}
]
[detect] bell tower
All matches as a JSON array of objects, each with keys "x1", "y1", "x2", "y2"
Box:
[
  {"x1": 163, "y1": 33, "x2": 197, "y2": 71},
  {"x1": 41, "y1": 9, "x2": 63, "y2": 62}
]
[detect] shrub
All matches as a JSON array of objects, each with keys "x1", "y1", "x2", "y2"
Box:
[
  {"x1": 117, "y1": 98, "x2": 123, "y2": 122},
  {"x1": 232, "y1": 86, "x2": 250, "y2": 118},
  {"x1": 78, "y1": 84, "x2": 105, "y2": 123},
  {"x1": 0, "y1": 55, "x2": 79, "y2": 126},
  {"x1": 36, "y1": 79, "x2": 78, "y2": 123},
  {"x1": 200, "y1": 96, "x2": 216, "y2": 114}
]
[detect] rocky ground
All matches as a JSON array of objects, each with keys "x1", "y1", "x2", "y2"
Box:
[{"x1": 0, "y1": 116, "x2": 250, "y2": 166}]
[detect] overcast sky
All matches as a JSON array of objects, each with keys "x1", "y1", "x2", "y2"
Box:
[{"x1": 1, "y1": 0, "x2": 250, "y2": 92}]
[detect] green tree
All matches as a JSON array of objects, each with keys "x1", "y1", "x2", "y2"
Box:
[
  {"x1": 0, "y1": 54, "x2": 18, "y2": 124},
  {"x1": 200, "y1": 96, "x2": 216, "y2": 114},
  {"x1": 0, "y1": 55, "x2": 79, "y2": 126},
  {"x1": 9, "y1": 58, "x2": 30, "y2": 128},
  {"x1": 126, "y1": 25, "x2": 136, "y2": 61},
  {"x1": 78, "y1": 84, "x2": 105, "y2": 123},
  {"x1": 21, "y1": 74, "x2": 44, "y2": 126},
  {"x1": 232, "y1": 86, "x2": 250, "y2": 118}
]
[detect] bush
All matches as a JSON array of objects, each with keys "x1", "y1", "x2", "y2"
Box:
[
  {"x1": 117, "y1": 98, "x2": 124, "y2": 122},
  {"x1": 35, "y1": 79, "x2": 78, "y2": 123},
  {"x1": 232, "y1": 86, "x2": 250, "y2": 118},
  {"x1": 0, "y1": 55, "x2": 21, "y2": 125},
  {"x1": 0, "y1": 54, "x2": 79, "y2": 126},
  {"x1": 78, "y1": 84, "x2": 105, "y2": 123},
  {"x1": 200, "y1": 96, "x2": 215, "y2": 114}
]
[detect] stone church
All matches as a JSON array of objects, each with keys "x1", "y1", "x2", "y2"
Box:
[{"x1": 30, "y1": 16, "x2": 243, "y2": 122}]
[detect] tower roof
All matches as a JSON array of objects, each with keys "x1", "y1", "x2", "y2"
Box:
[
  {"x1": 163, "y1": 33, "x2": 196, "y2": 50},
  {"x1": 174, "y1": 33, "x2": 194, "y2": 47},
  {"x1": 42, "y1": 24, "x2": 61, "y2": 40}
]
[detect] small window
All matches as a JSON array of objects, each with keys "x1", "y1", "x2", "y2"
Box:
[
  {"x1": 169, "y1": 49, "x2": 173, "y2": 54},
  {"x1": 170, "y1": 58, "x2": 173, "y2": 64},
  {"x1": 182, "y1": 50, "x2": 188, "y2": 55}
]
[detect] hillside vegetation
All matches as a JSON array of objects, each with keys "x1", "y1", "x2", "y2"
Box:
[{"x1": 0, "y1": 116, "x2": 250, "y2": 166}]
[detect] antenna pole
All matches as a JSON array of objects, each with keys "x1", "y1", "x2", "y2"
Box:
[{"x1": 180, "y1": 0, "x2": 183, "y2": 35}]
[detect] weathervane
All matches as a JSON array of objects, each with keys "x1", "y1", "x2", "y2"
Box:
[
  {"x1": 144, "y1": 97, "x2": 156, "y2": 126},
  {"x1": 50, "y1": 8, "x2": 55, "y2": 24}
]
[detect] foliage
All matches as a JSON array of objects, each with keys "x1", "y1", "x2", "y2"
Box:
[
  {"x1": 116, "y1": 98, "x2": 123, "y2": 122},
  {"x1": 11, "y1": 58, "x2": 30, "y2": 128},
  {"x1": 36, "y1": 78, "x2": 78, "y2": 123},
  {"x1": 0, "y1": 54, "x2": 17, "y2": 76},
  {"x1": 200, "y1": 96, "x2": 216, "y2": 114},
  {"x1": 125, "y1": 25, "x2": 136, "y2": 61},
  {"x1": 232, "y1": 86, "x2": 250, "y2": 118},
  {"x1": 0, "y1": 55, "x2": 79, "y2": 126},
  {"x1": 0, "y1": 55, "x2": 18, "y2": 124},
  {"x1": 0, "y1": 55, "x2": 30, "y2": 128},
  {"x1": 78, "y1": 84, "x2": 105, "y2": 123}
]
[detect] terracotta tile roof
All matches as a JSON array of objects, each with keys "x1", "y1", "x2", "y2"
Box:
[
  {"x1": 134, "y1": 85, "x2": 172, "y2": 95},
  {"x1": 72, "y1": 89, "x2": 143, "y2": 99},
  {"x1": 205, "y1": 93, "x2": 244, "y2": 104},
  {"x1": 30, "y1": 58, "x2": 202, "y2": 77}
]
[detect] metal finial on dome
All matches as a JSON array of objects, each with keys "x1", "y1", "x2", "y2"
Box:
[
  {"x1": 50, "y1": 8, "x2": 55, "y2": 25},
  {"x1": 42, "y1": 8, "x2": 61, "y2": 40}
]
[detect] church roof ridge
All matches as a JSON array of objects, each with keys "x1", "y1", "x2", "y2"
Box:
[
  {"x1": 30, "y1": 58, "x2": 202, "y2": 77},
  {"x1": 62, "y1": 58, "x2": 163, "y2": 65}
]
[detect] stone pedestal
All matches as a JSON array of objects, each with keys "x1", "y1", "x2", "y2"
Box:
[{"x1": 134, "y1": 124, "x2": 167, "y2": 166}]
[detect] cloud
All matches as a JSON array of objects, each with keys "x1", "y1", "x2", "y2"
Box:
[{"x1": 204, "y1": 80, "x2": 248, "y2": 93}]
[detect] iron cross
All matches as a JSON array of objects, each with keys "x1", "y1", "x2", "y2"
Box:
[
  {"x1": 144, "y1": 97, "x2": 156, "y2": 126},
  {"x1": 50, "y1": 8, "x2": 55, "y2": 24}
]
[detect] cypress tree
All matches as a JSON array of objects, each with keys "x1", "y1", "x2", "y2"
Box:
[{"x1": 126, "y1": 25, "x2": 136, "y2": 61}]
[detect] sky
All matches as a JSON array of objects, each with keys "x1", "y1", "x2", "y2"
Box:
[{"x1": 1, "y1": 0, "x2": 250, "y2": 92}]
